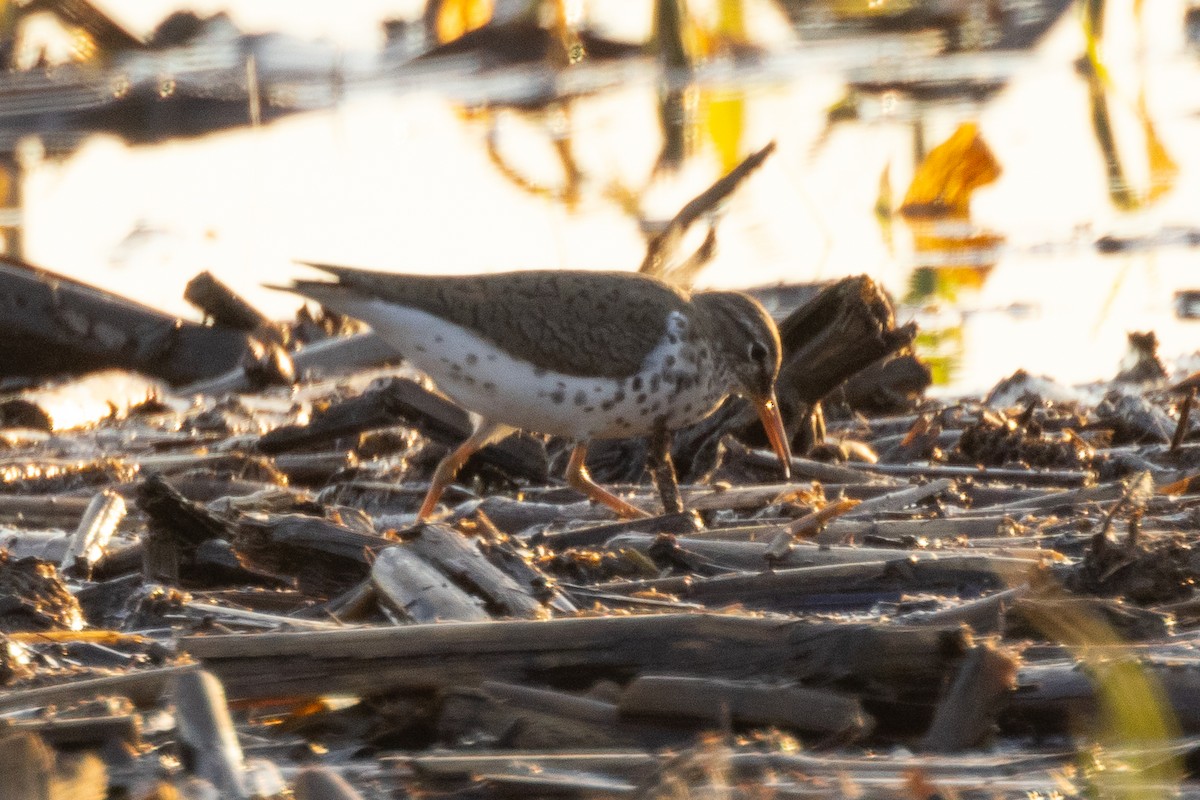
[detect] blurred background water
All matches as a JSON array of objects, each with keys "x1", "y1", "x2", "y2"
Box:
[{"x1": 3, "y1": 0, "x2": 1200, "y2": 394}]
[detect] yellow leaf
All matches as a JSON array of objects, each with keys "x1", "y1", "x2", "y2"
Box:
[{"x1": 900, "y1": 122, "x2": 1001, "y2": 219}]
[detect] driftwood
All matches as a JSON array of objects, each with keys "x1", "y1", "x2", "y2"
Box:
[
  {"x1": 842, "y1": 477, "x2": 955, "y2": 519},
  {"x1": 293, "y1": 766, "x2": 368, "y2": 800},
  {"x1": 180, "y1": 331, "x2": 402, "y2": 396},
  {"x1": 371, "y1": 545, "x2": 490, "y2": 623},
  {"x1": 839, "y1": 353, "x2": 933, "y2": 414},
  {"x1": 60, "y1": 489, "x2": 125, "y2": 578},
  {"x1": 437, "y1": 686, "x2": 643, "y2": 751},
  {"x1": 0, "y1": 255, "x2": 254, "y2": 385},
  {"x1": 533, "y1": 511, "x2": 699, "y2": 550},
  {"x1": 589, "y1": 555, "x2": 1033, "y2": 613},
  {"x1": 0, "y1": 370, "x2": 162, "y2": 431},
  {"x1": 617, "y1": 674, "x2": 872, "y2": 739},
  {"x1": 920, "y1": 642, "x2": 1019, "y2": 751},
  {"x1": 182, "y1": 614, "x2": 970, "y2": 709},
  {"x1": 0, "y1": 663, "x2": 197, "y2": 714},
  {"x1": 184, "y1": 270, "x2": 279, "y2": 342},
  {"x1": 258, "y1": 377, "x2": 548, "y2": 484},
  {"x1": 406, "y1": 524, "x2": 544, "y2": 618},
  {"x1": 0, "y1": 494, "x2": 94, "y2": 527},
  {"x1": 7, "y1": 710, "x2": 140, "y2": 749},
  {"x1": 775, "y1": 276, "x2": 918, "y2": 415},
  {"x1": 172, "y1": 670, "x2": 250, "y2": 799},
  {"x1": 1009, "y1": 658, "x2": 1200, "y2": 734}
]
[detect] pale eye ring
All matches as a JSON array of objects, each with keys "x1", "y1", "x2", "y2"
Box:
[{"x1": 748, "y1": 341, "x2": 768, "y2": 362}]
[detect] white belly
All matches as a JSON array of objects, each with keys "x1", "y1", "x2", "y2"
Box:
[{"x1": 349, "y1": 300, "x2": 730, "y2": 439}]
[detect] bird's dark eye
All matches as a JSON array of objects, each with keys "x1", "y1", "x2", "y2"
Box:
[{"x1": 748, "y1": 341, "x2": 768, "y2": 363}]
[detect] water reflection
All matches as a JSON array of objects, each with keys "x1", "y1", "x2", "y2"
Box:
[{"x1": 5, "y1": 0, "x2": 1200, "y2": 394}]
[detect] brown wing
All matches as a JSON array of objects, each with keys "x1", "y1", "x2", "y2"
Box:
[{"x1": 296, "y1": 265, "x2": 691, "y2": 379}]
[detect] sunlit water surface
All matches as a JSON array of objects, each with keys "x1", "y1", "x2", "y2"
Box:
[{"x1": 14, "y1": 0, "x2": 1200, "y2": 395}]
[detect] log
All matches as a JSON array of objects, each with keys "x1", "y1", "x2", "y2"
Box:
[
  {"x1": 181, "y1": 613, "x2": 970, "y2": 706},
  {"x1": 775, "y1": 275, "x2": 918, "y2": 412},
  {"x1": 0, "y1": 254, "x2": 254, "y2": 385},
  {"x1": 1009, "y1": 658, "x2": 1200, "y2": 734}
]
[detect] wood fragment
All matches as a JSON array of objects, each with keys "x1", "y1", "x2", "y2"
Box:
[
  {"x1": 920, "y1": 642, "x2": 1019, "y2": 752},
  {"x1": 0, "y1": 663, "x2": 196, "y2": 715},
  {"x1": 180, "y1": 331, "x2": 401, "y2": 396},
  {"x1": 184, "y1": 270, "x2": 280, "y2": 342},
  {"x1": 407, "y1": 524, "x2": 544, "y2": 618},
  {"x1": 60, "y1": 489, "x2": 125, "y2": 578},
  {"x1": 172, "y1": 669, "x2": 250, "y2": 800},
  {"x1": 843, "y1": 478, "x2": 954, "y2": 519},
  {"x1": 293, "y1": 766, "x2": 367, "y2": 800},
  {"x1": 1170, "y1": 389, "x2": 1195, "y2": 452},
  {"x1": 618, "y1": 674, "x2": 872, "y2": 739},
  {"x1": 371, "y1": 545, "x2": 490, "y2": 623}
]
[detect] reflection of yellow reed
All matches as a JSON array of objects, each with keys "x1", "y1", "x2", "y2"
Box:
[{"x1": 1080, "y1": 0, "x2": 1178, "y2": 211}]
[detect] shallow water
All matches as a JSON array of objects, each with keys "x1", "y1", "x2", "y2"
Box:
[{"x1": 9, "y1": 0, "x2": 1200, "y2": 394}]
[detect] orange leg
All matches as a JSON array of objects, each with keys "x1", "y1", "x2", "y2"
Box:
[
  {"x1": 566, "y1": 442, "x2": 650, "y2": 519},
  {"x1": 418, "y1": 421, "x2": 515, "y2": 520}
]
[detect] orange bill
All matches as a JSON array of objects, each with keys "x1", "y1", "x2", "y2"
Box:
[{"x1": 753, "y1": 391, "x2": 792, "y2": 479}]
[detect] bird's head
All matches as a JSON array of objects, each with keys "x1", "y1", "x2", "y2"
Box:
[{"x1": 693, "y1": 291, "x2": 792, "y2": 477}]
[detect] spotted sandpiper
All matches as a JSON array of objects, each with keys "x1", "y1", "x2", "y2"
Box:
[{"x1": 278, "y1": 265, "x2": 792, "y2": 519}]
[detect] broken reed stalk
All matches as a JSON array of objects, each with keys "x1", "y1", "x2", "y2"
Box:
[
  {"x1": 639, "y1": 141, "x2": 776, "y2": 279},
  {"x1": 1170, "y1": 388, "x2": 1194, "y2": 453}
]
